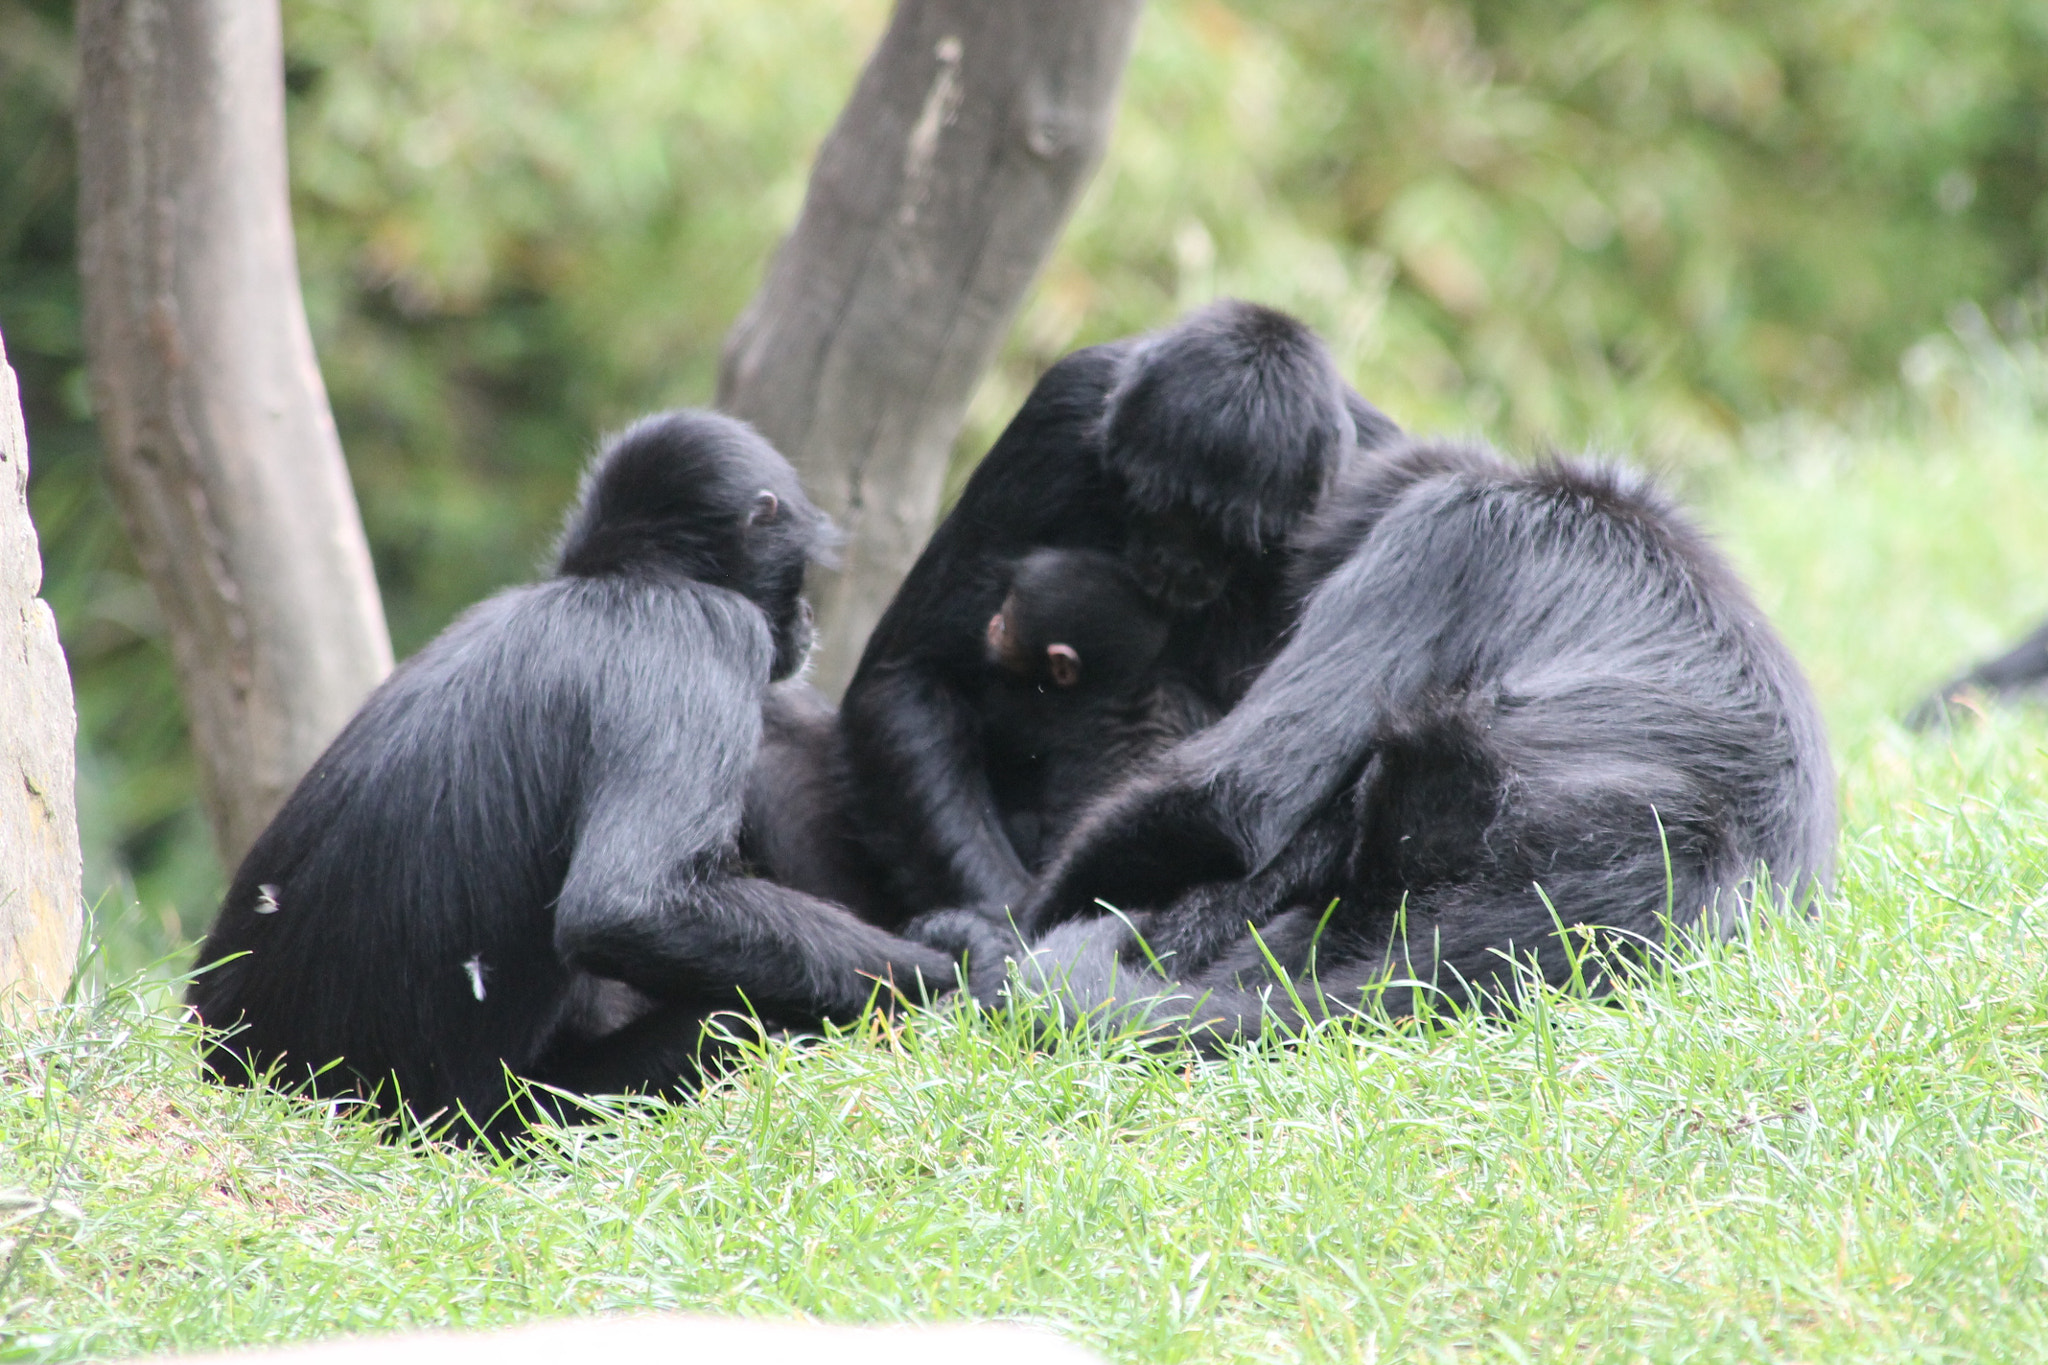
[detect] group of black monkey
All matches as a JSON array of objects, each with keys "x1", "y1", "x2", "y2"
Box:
[{"x1": 186, "y1": 301, "x2": 1839, "y2": 1147}]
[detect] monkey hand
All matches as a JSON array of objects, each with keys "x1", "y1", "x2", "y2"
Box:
[{"x1": 902, "y1": 904, "x2": 1026, "y2": 1005}]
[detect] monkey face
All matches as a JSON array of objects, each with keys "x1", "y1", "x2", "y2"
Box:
[
  {"x1": 987, "y1": 597, "x2": 1083, "y2": 688},
  {"x1": 741, "y1": 490, "x2": 821, "y2": 683},
  {"x1": 770, "y1": 596, "x2": 816, "y2": 683}
]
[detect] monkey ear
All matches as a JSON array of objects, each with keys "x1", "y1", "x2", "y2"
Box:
[
  {"x1": 749, "y1": 490, "x2": 780, "y2": 525},
  {"x1": 1047, "y1": 644, "x2": 1082, "y2": 687}
]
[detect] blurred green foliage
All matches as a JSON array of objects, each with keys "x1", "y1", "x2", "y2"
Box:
[{"x1": 3, "y1": 0, "x2": 2047, "y2": 969}]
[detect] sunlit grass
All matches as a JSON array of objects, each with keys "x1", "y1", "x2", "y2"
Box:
[{"x1": 7, "y1": 728, "x2": 2048, "y2": 1365}]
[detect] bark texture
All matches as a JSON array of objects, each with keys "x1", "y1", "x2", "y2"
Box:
[
  {"x1": 77, "y1": 0, "x2": 393, "y2": 869},
  {"x1": 0, "y1": 327, "x2": 82, "y2": 1015},
  {"x1": 719, "y1": 0, "x2": 1142, "y2": 696}
]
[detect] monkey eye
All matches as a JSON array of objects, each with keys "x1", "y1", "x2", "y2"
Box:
[
  {"x1": 749, "y1": 490, "x2": 780, "y2": 525},
  {"x1": 1047, "y1": 644, "x2": 1082, "y2": 687}
]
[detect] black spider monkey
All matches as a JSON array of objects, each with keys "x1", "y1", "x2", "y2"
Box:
[
  {"x1": 188, "y1": 411, "x2": 964, "y2": 1145},
  {"x1": 837, "y1": 300, "x2": 1403, "y2": 921},
  {"x1": 979, "y1": 548, "x2": 1221, "y2": 868},
  {"x1": 1002, "y1": 438, "x2": 1837, "y2": 1040},
  {"x1": 738, "y1": 552, "x2": 1215, "y2": 924}
]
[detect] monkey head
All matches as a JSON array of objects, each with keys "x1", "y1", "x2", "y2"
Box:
[
  {"x1": 986, "y1": 549, "x2": 1170, "y2": 694},
  {"x1": 1098, "y1": 300, "x2": 1351, "y2": 614},
  {"x1": 555, "y1": 410, "x2": 836, "y2": 682}
]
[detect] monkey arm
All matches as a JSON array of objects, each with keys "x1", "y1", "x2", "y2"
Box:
[
  {"x1": 840, "y1": 660, "x2": 1034, "y2": 912},
  {"x1": 548, "y1": 588, "x2": 961, "y2": 1022},
  {"x1": 1013, "y1": 766, "x2": 1248, "y2": 939},
  {"x1": 556, "y1": 873, "x2": 959, "y2": 1022},
  {"x1": 1120, "y1": 810, "x2": 1353, "y2": 978}
]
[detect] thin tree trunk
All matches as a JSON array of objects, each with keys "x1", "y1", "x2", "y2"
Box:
[
  {"x1": 76, "y1": 0, "x2": 392, "y2": 870},
  {"x1": 719, "y1": 0, "x2": 1142, "y2": 697},
  {"x1": 0, "y1": 327, "x2": 82, "y2": 1015}
]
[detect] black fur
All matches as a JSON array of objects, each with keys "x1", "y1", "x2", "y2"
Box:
[
  {"x1": 187, "y1": 412, "x2": 960, "y2": 1144},
  {"x1": 1006, "y1": 438, "x2": 1836, "y2": 1038},
  {"x1": 739, "y1": 679, "x2": 889, "y2": 919},
  {"x1": 980, "y1": 549, "x2": 1220, "y2": 868},
  {"x1": 1102, "y1": 302, "x2": 1352, "y2": 552},
  {"x1": 1906, "y1": 615, "x2": 2048, "y2": 729},
  {"x1": 839, "y1": 300, "x2": 1401, "y2": 918}
]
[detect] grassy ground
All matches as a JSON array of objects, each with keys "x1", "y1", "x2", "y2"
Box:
[{"x1": 7, "y1": 350, "x2": 2048, "y2": 1363}]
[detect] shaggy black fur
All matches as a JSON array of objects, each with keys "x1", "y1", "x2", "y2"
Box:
[
  {"x1": 1002, "y1": 438, "x2": 1837, "y2": 1038},
  {"x1": 739, "y1": 679, "x2": 889, "y2": 919},
  {"x1": 980, "y1": 549, "x2": 1221, "y2": 868},
  {"x1": 839, "y1": 300, "x2": 1402, "y2": 919},
  {"x1": 187, "y1": 412, "x2": 961, "y2": 1144}
]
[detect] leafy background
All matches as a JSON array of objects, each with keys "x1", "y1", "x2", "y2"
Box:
[{"x1": 3, "y1": 0, "x2": 2047, "y2": 971}]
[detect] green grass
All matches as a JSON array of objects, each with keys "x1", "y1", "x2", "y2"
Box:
[{"x1": 8, "y1": 353, "x2": 2048, "y2": 1362}]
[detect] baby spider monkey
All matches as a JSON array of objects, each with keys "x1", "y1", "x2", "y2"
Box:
[{"x1": 979, "y1": 548, "x2": 1220, "y2": 870}]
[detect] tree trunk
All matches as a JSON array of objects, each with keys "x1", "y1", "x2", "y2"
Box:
[
  {"x1": 719, "y1": 0, "x2": 1142, "y2": 697},
  {"x1": 77, "y1": 0, "x2": 393, "y2": 871},
  {"x1": 0, "y1": 328, "x2": 82, "y2": 1016}
]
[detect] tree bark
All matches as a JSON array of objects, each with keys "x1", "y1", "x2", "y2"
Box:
[
  {"x1": 0, "y1": 328, "x2": 82, "y2": 1016},
  {"x1": 719, "y1": 0, "x2": 1142, "y2": 697},
  {"x1": 76, "y1": 0, "x2": 393, "y2": 871}
]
